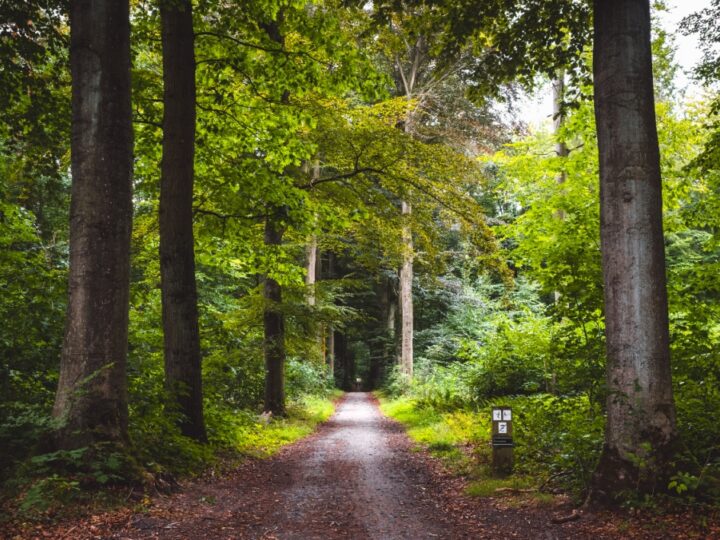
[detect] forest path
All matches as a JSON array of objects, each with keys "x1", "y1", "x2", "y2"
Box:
[
  {"x1": 255, "y1": 392, "x2": 449, "y2": 539},
  {"x1": 110, "y1": 392, "x2": 583, "y2": 539},
  {"x1": 127, "y1": 393, "x2": 464, "y2": 539},
  {"x1": 27, "y1": 393, "x2": 641, "y2": 539}
]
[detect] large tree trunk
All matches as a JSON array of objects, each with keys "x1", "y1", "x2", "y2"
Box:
[
  {"x1": 589, "y1": 0, "x2": 677, "y2": 504},
  {"x1": 263, "y1": 211, "x2": 286, "y2": 415},
  {"x1": 398, "y1": 201, "x2": 413, "y2": 379},
  {"x1": 159, "y1": 0, "x2": 206, "y2": 442},
  {"x1": 393, "y1": 38, "x2": 422, "y2": 382},
  {"x1": 52, "y1": 0, "x2": 133, "y2": 449}
]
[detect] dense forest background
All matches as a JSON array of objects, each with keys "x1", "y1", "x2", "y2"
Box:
[{"x1": 2, "y1": 0, "x2": 720, "y2": 519}]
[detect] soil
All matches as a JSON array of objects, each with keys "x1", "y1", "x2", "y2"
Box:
[{"x1": 5, "y1": 393, "x2": 719, "y2": 539}]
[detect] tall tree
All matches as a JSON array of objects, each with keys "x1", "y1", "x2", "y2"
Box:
[
  {"x1": 159, "y1": 0, "x2": 206, "y2": 441},
  {"x1": 53, "y1": 0, "x2": 133, "y2": 448},
  {"x1": 398, "y1": 200, "x2": 413, "y2": 378},
  {"x1": 263, "y1": 208, "x2": 287, "y2": 415},
  {"x1": 589, "y1": 0, "x2": 676, "y2": 502}
]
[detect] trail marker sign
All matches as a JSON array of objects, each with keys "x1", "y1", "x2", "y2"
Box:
[{"x1": 491, "y1": 407, "x2": 514, "y2": 474}]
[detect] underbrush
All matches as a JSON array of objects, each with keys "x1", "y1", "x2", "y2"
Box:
[
  {"x1": 0, "y1": 390, "x2": 341, "y2": 523},
  {"x1": 379, "y1": 392, "x2": 603, "y2": 503}
]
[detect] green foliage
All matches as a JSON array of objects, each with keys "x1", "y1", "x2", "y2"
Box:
[
  {"x1": 381, "y1": 393, "x2": 603, "y2": 498},
  {"x1": 4, "y1": 0, "x2": 720, "y2": 518},
  {"x1": 18, "y1": 475, "x2": 80, "y2": 515}
]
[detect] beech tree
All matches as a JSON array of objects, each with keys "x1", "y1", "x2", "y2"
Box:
[
  {"x1": 159, "y1": 0, "x2": 206, "y2": 441},
  {"x1": 589, "y1": 0, "x2": 676, "y2": 502},
  {"x1": 263, "y1": 207, "x2": 288, "y2": 415},
  {"x1": 53, "y1": 0, "x2": 133, "y2": 448}
]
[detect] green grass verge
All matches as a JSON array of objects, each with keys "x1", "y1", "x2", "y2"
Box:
[
  {"x1": 234, "y1": 391, "x2": 342, "y2": 458},
  {"x1": 378, "y1": 394, "x2": 551, "y2": 503},
  {"x1": 378, "y1": 395, "x2": 485, "y2": 474}
]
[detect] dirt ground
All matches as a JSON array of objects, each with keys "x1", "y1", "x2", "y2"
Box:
[{"x1": 4, "y1": 393, "x2": 719, "y2": 539}]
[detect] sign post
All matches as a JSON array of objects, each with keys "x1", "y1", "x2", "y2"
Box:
[{"x1": 491, "y1": 406, "x2": 514, "y2": 474}]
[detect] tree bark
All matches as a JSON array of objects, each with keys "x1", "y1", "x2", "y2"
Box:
[
  {"x1": 552, "y1": 71, "x2": 568, "y2": 187},
  {"x1": 392, "y1": 36, "x2": 422, "y2": 382},
  {"x1": 264, "y1": 211, "x2": 286, "y2": 415},
  {"x1": 159, "y1": 0, "x2": 206, "y2": 442},
  {"x1": 386, "y1": 277, "x2": 398, "y2": 380},
  {"x1": 399, "y1": 200, "x2": 414, "y2": 379},
  {"x1": 305, "y1": 236, "x2": 318, "y2": 307},
  {"x1": 336, "y1": 331, "x2": 353, "y2": 391},
  {"x1": 589, "y1": 0, "x2": 677, "y2": 504},
  {"x1": 52, "y1": 0, "x2": 133, "y2": 449},
  {"x1": 327, "y1": 328, "x2": 335, "y2": 381},
  {"x1": 550, "y1": 70, "x2": 566, "y2": 393}
]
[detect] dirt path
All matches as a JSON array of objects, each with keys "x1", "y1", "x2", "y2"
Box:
[
  {"x1": 126, "y1": 393, "x2": 461, "y2": 539},
  {"x1": 11, "y1": 393, "x2": 718, "y2": 539},
  {"x1": 260, "y1": 392, "x2": 449, "y2": 539},
  {"x1": 98, "y1": 393, "x2": 592, "y2": 539}
]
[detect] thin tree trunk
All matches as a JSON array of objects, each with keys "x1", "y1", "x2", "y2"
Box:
[
  {"x1": 305, "y1": 236, "x2": 317, "y2": 306},
  {"x1": 549, "y1": 70, "x2": 566, "y2": 394},
  {"x1": 552, "y1": 71, "x2": 569, "y2": 180},
  {"x1": 53, "y1": 0, "x2": 133, "y2": 449},
  {"x1": 336, "y1": 331, "x2": 353, "y2": 391},
  {"x1": 589, "y1": 0, "x2": 677, "y2": 504},
  {"x1": 326, "y1": 251, "x2": 335, "y2": 381},
  {"x1": 387, "y1": 284, "x2": 397, "y2": 371},
  {"x1": 264, "y1": 211, "x2": 286, "y2": 415},
  {"x1": 327, "y1": 328, "x2": 335, "y2": 381},
  {"x1": 399, "y1": 200, "x2": 413, "y2": 379},
  {"x1": 393, "y1": 37, "x2": 422, "y2": 382},
  {"x1": 159, "y1": 0, "x2": 206, "y2": 442}
]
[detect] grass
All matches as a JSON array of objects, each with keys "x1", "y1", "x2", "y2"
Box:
[
  {"x1": 379, "y1": 394, "x2": 555, "y2": 505},
  {"x1": 378, "y1": 395, "x2": 486, "y2": 474},
  {"x1": 465, "y1": 475, "x2": 535, "y2": 497},
  {"x1": 234, "y1": 391, "x2": 341, "y2": 458}
]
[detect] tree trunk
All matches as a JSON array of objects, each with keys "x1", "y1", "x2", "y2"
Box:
[
  {"x1": 549, "y1": 69, "x2": 566, "y2": 393},
  {"x1": 336, "y1": 331, "x2": 353, "y2": 391},
  {"x1": 376, "y1": 276, "x2": 396, "y2": 388},
  {"x1": 552, "y1": 71, "x2": 569, "y2": 173},
  {"x1": 589, "y1": 0, "x2": 677, "y2": 504},
  {"x1": 326, "y1": 251, "x2": 335, "y2": 382},
  {"x1": 393, "y1": 38, "x2": 422, "y2": 382},
  {"x1": 327, "y1": 328, "x2": 335, "y2": 382},
  {"x1": 263, "y1": 211, "x2": 286, "y2": 415},
  {"x1": 305, "y1": 236, "x2": 317, "y2": 307},
  {"x1": 159, "y1": 0, "x2": 206, "y2": 442},
  {"x1": 399, "y1": 200, "x2": 413, "y2": 379},
  {"x1": 52, "y1": 0, "x2": 133, "y2": 449}
]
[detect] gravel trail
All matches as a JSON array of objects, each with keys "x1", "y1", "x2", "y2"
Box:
[{"x1": 262, "y1": 392, "x2": 449, "y2": 539}]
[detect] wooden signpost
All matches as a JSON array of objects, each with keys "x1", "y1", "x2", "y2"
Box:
[{"x1": 491, "y1": 406, "x2": 514, "y2": 474}]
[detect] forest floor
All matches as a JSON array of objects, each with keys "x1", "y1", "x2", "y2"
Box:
[{"x1": 3, "y1": 393, "x2": 719, "y2": 539}]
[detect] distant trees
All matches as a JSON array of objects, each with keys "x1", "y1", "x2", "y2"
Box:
[{"x1": 53, "y1": 0, "x2": 133, "y2": 449}]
